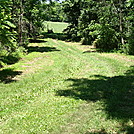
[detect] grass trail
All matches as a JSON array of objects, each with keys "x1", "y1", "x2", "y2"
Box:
[{"x1": 0, "y1": 39, "x2": 134, "y2": 134}]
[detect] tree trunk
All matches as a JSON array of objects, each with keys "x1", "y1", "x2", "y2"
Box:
[
  {"x1": 18, "y1": 0, "x2": 23, "y2": 46},
  {"x1": 119, "y1": 0, "x2": 125, "y2": 45}
]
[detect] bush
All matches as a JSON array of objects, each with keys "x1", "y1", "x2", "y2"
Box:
[
  {"x1": 119, "y1": 27, "x2": 134, "y2": 55},
  {"x1": 63, "y1": 25, "x2": 81, "y2": 42},
  {"x1": 128, "y1": 28, "x2": 134, "y2": 55},
  {"x1": 92, "y1": 24, "x2": 118, "y2": 51},
  {"x1": 80, "y1": 28, "x2": 92, "y2": 45},
  {"x1": 0, "y1": 46, "x2": 26, "y2": 65}
]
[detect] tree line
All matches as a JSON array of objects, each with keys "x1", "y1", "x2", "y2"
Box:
[{"x1": 63, "y1": 0, "x2": 134, "y2": 54}]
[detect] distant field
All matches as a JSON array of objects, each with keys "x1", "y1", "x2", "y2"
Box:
[{"x1": 43, "y1": 21, "x2": 69, "y2": 33}]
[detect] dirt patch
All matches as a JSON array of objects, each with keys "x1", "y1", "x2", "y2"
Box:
[
  {"x1": 99, "y1": 53, "x2": 134, "y2": 63},
  {"x1": 72, "y1": 43, "x2": 95, "y2": 52},
  {"x1": 13, "y1": 56, "x2": 53, "y2": 80}
]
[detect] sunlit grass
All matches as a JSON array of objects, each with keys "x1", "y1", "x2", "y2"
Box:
[
  {"x1": 43, "y1": 21, "x2": 69, "y2": 33},
  {"x1": 0, "y1": 38, "x2": 134, "y2": 133}
]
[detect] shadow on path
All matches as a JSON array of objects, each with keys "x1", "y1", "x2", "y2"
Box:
[
  {"x1": 85, "y1": 129, "x2": 108, "y2": 134},
  {"x1": 26, "y1": 46, "x2": 60, "y2": 53},
  {"x1": 29, "y1": 39, "x2": 47, "y2": 43},
  {"x1": 0, "y1": 68, "x2": 22, "y2": 84},
  {"x1": 42, "y1": 32, "x2": 68, "y2": 41},
  {"x1": 56, "y1": 66, "x2": 134, "y2": 133}
]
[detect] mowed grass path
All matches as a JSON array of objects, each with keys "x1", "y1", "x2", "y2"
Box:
[{"x1": 0, "y1": 39, "x2": 134, "y2": 134}]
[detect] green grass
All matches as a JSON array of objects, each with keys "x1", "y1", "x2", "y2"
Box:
[
  {"x1": 0, "y1": 38, "x2": 134, "y2": 134},
  {"x1": 43, "y1": 21, "x2": 69, "y2": 33}
]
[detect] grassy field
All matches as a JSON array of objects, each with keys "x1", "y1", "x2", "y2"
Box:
[
  {"x1": 43, "y1": 21, "x2": 69, "y2": 33},
  {"x1": 0, "y1": 37, "x2": 134, "y2": 133},
  {"x1": 0, "y1": 21, "x2": 134, "y2": 134}
]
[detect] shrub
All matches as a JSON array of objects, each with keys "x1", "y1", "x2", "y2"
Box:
[{"x1": 92, "y1": 24, "x2": 118, "y2": 51}]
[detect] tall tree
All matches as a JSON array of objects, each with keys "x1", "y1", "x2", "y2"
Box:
[
  {"x1": 0, "y1": 0, "x2": 16, "y2": 54},
  {"x1": 62, "y1": 0, "x2": 134, "y2": 54}
]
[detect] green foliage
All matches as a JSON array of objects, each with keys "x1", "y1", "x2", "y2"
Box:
[
  {"x1": 63, "y1": 0, "x2": 134, "y2": 54},
  {"x1": 0, "y1": 0, "x2": 19, "y2": 65},
  {"x1": 128, "y1": 28, "x2": 134, "y2": 54},
  {"x1": 92, "y1": 24, "x2": 118, "y2": 51},
  {"x1": 121, "y1": 28, "x2": 134, "y2": 55},
  {"x1": 125, "y1": 0, "x2": 134, "y2": 54},
  {"x1": 62, "y1": 0, "x2": 82, "y2": 41},
  {"x1": 43, "y1": 1, "x2": 67, "y2": 22},
  {"x1": 0, "y1": 0, "x2": 52, "y2": 65},
  {"x1": 23, "y1": 0, "x2": 45, "y2": 39}
]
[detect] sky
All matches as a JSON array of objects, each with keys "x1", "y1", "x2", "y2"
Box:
[{"x1": 46, "y1": 0, "x2": 65, "y2": 3}]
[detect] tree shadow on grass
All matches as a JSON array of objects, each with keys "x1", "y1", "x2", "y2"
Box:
[
  {"x1": 83, "y1": 48, "x2": 103, "y2": 53},
  {"x1": 56, "y1": 66, "x2": 134, "y2": 133},
  {"x1": 0, "y1": 68, "x2": 22, "y2": 84},
  {"x1": 29, "y1": 39, "x2": 47, "y2": 43},
  {"x1": 42, "y1": 32, "x2": 68, "y2": 41},
  {"x1": 26, "y1": 46, "x2": 60, "y2": 53},
  {"x1": 85, "y1": 129, "x2": 108, "y2": 134}
]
